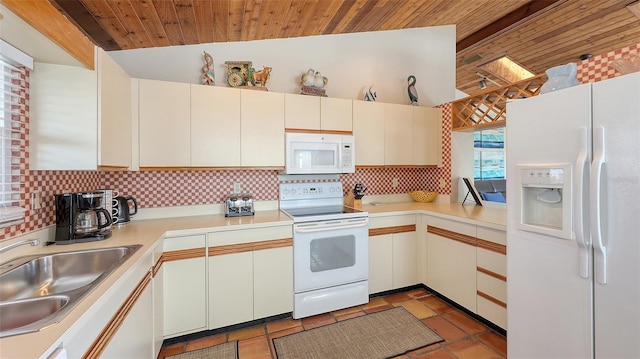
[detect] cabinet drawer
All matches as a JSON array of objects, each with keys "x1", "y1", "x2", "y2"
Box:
[
  {"x1": 477, "y1": 248, "x2": 506, "y2": 277},
  {"x1": 477, "y1": 296, "x2": 507, "y2": 330},
  {"x1": 208, "y1": 226, "x2": 292, "y2": 246},
  {"x1": 477, "y1": 271, "x2": 506, "y2": 303},
  {"x1": 476, "y1": 226, "x2": 506, "y2": 245},
  {"x1": 164, "y1": 235, "x2": 206, "y2": 251},
  {"x1": 427, "y1": 216, "x2": 475, "y2": 237},
  {"x1": 369, "y1": 215, "x2": 416, "y2": 229}
]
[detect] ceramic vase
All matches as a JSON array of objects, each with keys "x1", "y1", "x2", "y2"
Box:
[{"x1": 540, "y1": 63, "x2": 579, "y2": 94}]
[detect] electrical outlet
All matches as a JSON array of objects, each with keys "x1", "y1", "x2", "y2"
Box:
[
  {"x1": 31, "y1": 190, "x2": 42, "y2": 210},
  {"x1": 439, "y1": 178, "x2": 446, "y2": 188},
  {"x1": 392, "y1": 178, "x2": 399, "y2": 188},
  {"x1": 233, "y1": 182, "x2": 242, "y2": 193}
]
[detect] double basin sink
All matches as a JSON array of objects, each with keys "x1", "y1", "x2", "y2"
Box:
[{"x1": 0, "y1": 244, "x2": 141, "y2": 337}]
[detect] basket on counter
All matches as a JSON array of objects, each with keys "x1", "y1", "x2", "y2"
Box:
[{"x1": 409, "y1": 190, "x2": 438, "y2": 203}]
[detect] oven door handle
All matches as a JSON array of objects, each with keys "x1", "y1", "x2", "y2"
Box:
[{"x1": 294, "y1": 219, "x2": 368, "y2": 233}]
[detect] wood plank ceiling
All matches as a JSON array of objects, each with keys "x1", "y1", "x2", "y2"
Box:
[{"x1": 45, "y1": 0, "x2": 640, "y2": 97}]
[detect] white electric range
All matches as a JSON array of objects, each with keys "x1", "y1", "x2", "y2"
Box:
[{"x1": 279, "y1": 182, "x2": 369, "y2": 319}]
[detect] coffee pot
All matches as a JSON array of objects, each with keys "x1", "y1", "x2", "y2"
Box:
[
  {"x1": 114, "y1": 196, "x2": 138, "y2": 224},
  {"x1": 74, "y1": 208, "x2": 111, "y2": 234},
  {"x1": 53, "y1": 191, "x2": 113, "y2": 244}
]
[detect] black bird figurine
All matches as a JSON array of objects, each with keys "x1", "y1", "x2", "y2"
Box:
[{"x1": 407, "y1": 75, "x2": 418, "y2": 105}]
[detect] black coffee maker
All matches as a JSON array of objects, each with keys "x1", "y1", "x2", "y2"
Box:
[{"x1": 53, "y1": 192, "x2": 112, "y2": 244}]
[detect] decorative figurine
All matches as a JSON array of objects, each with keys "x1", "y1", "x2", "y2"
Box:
[
  {"x1": 407, "y1": 75, "x2": 418, "y2": 105},
  {"x1": 301, "y1": 69, "x2": 315, "y2": 87},
  {"x1": 300, "y1": 68, "x2": 328, "y2": 96},
  {"x1": 225, "y1": 61, "x2": 253, "y2": 87},
  {"x1": 314, "y1": 71, "x2": 328, "y2": 89},
  {"x1": 251, "y1": 66, "x2": 272, "y2": 88},
  {"x1": 201, "y1": 51, "x2": 215, "y2": 86},
  {"x1": 364, "y1": 85, "x2": 377, "y2": 101}
]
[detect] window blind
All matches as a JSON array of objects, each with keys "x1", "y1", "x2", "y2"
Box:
[{"x1": 0, "y1": 56, "x2": 27, "y2": 225}]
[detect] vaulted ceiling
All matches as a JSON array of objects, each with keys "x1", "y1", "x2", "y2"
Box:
[{"x1": 7, "y1": 0, "x2": 640, "y2": 97}]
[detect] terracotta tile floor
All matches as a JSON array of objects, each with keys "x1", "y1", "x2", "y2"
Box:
[{"x1": 157, "y1": 288, "x2": 507, "y2": 359}]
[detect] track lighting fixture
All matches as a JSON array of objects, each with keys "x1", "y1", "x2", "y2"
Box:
[{"x1": 479, "y1": 78, "x2": 487, "y2": 89}]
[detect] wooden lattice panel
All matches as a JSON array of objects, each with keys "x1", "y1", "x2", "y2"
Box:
[{"x1": 452, "y1": 74, "x2": 547, "y2": 131}]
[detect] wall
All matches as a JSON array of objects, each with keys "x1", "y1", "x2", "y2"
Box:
[{"x1": 110, "y1": 26, "x2": 456, "y2": 107}]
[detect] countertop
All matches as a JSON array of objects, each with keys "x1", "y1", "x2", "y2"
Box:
[{"x1": 0, "y1": 202, "x2": 504, "y2": 358}]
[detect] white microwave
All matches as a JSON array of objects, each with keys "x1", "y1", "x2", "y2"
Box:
[{"x1": 285, "y1": 133, "x2": 355, "y2": 174}]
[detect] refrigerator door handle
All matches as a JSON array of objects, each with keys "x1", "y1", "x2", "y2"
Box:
[
  {"x1": 575, "y1": 127, "x2": 590, "y2": 279},
  {"x1": 591, "y1": 126, "x2": 607, "y2": 285}
]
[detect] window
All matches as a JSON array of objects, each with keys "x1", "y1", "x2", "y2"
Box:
[
  {"x1": 0, "y1": 53, "x2": 28, "y2": 225},
  {"x1": 474, "y1": 128, "x2": 505, "y2": 180}
]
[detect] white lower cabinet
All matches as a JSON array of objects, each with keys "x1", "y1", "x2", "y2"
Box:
[
  {"x1": 163, "y1": 235, "x2": 207, "y2": 337},
  {"x1": 209, "y1": 251, "x2": 254, "y2": 328},
  {"x1": 427, "y1": 228, "x2": 477, "y2": 311},
  {"x1": 476, "y1": 226, "x2": 507, "y2": 329},
  {"x1": 101, "y1": 284, "x2": 154, "y2": 359},
  {"x1": 152, "y1": 243, "x2": 164, "y2": 357},
  {"x1": 254, "y1": 246, "x2": 294, "y2": 318},
  {"x1": 368, "y1": 234, "x2": 393, "y2": 294},
  {"x1": 368, "y1": 215, "x2": 417, "y2": 294},
  {"x1": 208, "y1": 226, "x2": 293, "y2": 329},
  {"x1": 425, "y1": 216, "x2": 507, "y2": 329}
]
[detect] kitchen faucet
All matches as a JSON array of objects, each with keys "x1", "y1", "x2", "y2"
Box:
[{"x1": 0, "y1": 238, "x2": 39, "y2": 255}]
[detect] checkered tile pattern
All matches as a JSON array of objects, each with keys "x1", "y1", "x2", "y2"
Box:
[
  {"x1": 5, "y1": 43, "x2": 637, "y2": 241},
  {"x1": 101, "y1": 169, "x2": 281, "y2": 208},
  {"x1": 577, "y1": 43, "x2": 639, "y2": 83}
]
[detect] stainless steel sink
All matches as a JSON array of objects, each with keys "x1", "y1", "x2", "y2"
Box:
[
  {"x1": 0, "y1": 296, "x2": 69, "y2": 333},
  {"x1": 0, "y1": 245, "x2": 141, "y2": 337}
]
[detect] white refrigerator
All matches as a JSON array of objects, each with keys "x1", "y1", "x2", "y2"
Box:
[{"x1": 506, "y1": 72, "x2": 640, "y2": 358}]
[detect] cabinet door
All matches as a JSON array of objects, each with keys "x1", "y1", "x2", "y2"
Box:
[
  {"x1": 163, "y1": 235, "x2": 207, "y2": 337},
  {"x1": 254, "y1": 246, "x2": 293, "y2": 318},
  {"x1": 240, "y1": 90, "x2": 285, "y2": 166},
  {"x1": 97, "y1": 49, "x2": 132, "y2": 169},
  {"x1": 427, "y1": 233, "x2": 477, "y2": 311},
  {"x1": 152, "y1": 266, "x2": 164, "y2": 356},
  {"x1": 413, "y1": 106, "x2": 442, "y2": 166},
  {"x1": 191, "y1": 85, "x2": 241, "y2": 166},
  {"x1": 368, "y1": 234, "x2": 393, "y2": 294},
  {"x1": 353, "y1": 100, "x2": 385, "y2": 166},
  {"x1": 321, "y1": 97, "x2": 352, "y2": 131},
  {"x1": 384, "y1": 103, "x2": 413, "y2": 165},
  {"x1": 30, "y1": 62, "x2": 98, "y2": 170},
  {"x1": 101, "y1": 284, "x2": 154, "y2": 359},
  {"x1": 284, "y1": 93, "x2": 320, "y2": 130},
  {"x1": 139, "y1": 79, "x2": 190, "y2": 167},
  {"x1": 392, "y1": 231, "x2": 418, "y2": 289},
  {"x1": 209, "y1": 252, "x2": 254, "y2": 328}
]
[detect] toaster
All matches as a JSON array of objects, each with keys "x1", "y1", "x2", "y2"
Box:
[{"x1": 225, "y1": 193, "x2": 255, "y2": 217}]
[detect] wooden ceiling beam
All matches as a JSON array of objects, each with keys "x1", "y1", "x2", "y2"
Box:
[
  {"x1": 456, "y1": 0, "x2": 563, "y2": 53},
  {"x1": 1, "y1": 0, "x2": 95, "y2": 69},
  {"x1": 50, "y1": 0, "x2": 120, "y2": 51}
]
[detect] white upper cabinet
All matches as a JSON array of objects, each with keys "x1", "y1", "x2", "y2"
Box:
[
  {"x1": 284, "y1": 95, "x2": 352, "y2": 132},
  {"x1": 413, "y1": 106, "x2": 442, "y2": 166},
  {"x1": 240, "y1": 89, "x2": 285, "y2": 167},
  {"x1": 320, "y1": 97, "x2": 352, "y2": 131},
  {"x1": 191, "y1": 85, "x2": 241, "y2": 166},
  {"x1": 384, "y1": 103, "x2": 414, "y2": 166},
  {"x1": 30, "y1": 62, "x2": 98, "y2": 170},
  {"x1": 284, "y1": 93, "x2": 320, "y2": 130},
  {"x1": 353, "y1": 100, "x2": 385, "y2": 166},
  {"x1": 138, "y1": 79, "x2": 191, "y2": 167},
  {"x1": 97, "y1": 49, "x2": 132, "y2": 169}
]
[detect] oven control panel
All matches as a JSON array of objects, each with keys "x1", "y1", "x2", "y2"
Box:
[{"x1": 279, "y1": 182, "x2": 343, "y2": 200}]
